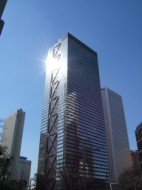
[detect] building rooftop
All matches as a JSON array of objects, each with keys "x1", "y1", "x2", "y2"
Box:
[{"x1": 57, "y1": 33, "x2": 97, "y2": 56}]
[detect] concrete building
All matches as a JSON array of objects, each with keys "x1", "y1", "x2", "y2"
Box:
[
  {"x1": 130, "y1": 150, "x2": 140, "y2": 171},
  {"x1": 38, "y1": 33, "x2": 109, "y2": 190},
  {"x1": 135, "y1": 122, "x2": 142, "y2": 170},
  {"x1": 1, "y1": 109, "x2": 25, "y2": 180},
  {"x1": 18, "y1": 156, "x2": 31, "y2": 185},
  {"x1": 101, "y1": 87, "x2": 132, "y2": 183}
]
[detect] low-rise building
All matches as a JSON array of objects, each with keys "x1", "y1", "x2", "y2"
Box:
[{"x1": 18, "y1": 156, "x2": 31, "y2": 185}]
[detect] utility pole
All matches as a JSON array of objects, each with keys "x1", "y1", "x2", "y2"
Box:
[{"x1": 0, "y1": 0, "x2": 7, "y2": 35}]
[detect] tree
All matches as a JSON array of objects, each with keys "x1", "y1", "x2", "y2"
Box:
[
  {"x1": 119, "y1": 168, "x2": 142, "y2": 190},
  {"x1": 0, "y1": 145, "x2": 26, "y2": 190},
  {"x1": 33, "y1": 173, "x2": 46, "y2": 190},
  {"x1": 0, "y1": 145, "x2": 11, "y2": 181}
]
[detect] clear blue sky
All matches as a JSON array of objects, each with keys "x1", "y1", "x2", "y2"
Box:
[{"x1": 0, "y1": 0, "x2": 142, "y2": 178}]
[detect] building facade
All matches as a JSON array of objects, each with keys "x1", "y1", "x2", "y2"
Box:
[
  {"x1": 135, "y1": 122, "x2": 142, "y2": 170},
  {"x1": 130, "y1": 150, "x2": 140, "y2": 171},
  {"x1": 101, "y1": 87, "x2": 132, "y2": 183},
  {"x1": 0, "y1": 0, "x2": 7, "y2": 35},
  {"x1": 18, "y1": 156, "x2": 31, "y2": 185},
  {"x1": 1, "y1": 109, "x2": 25, "y2": 180},
  {"x1": 38, "y1": 33, "x2": 109, "y2": 190}
]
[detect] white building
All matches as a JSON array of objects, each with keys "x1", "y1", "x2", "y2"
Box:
[
  {"x1": 101, "y1": 87, "x2": 132, "y2": 183},
  {"x1": 1, "y1": 109, "x2": 25, "y2": 180}
]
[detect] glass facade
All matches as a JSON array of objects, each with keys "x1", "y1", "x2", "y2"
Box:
[
  {"x1": 38, "y1": 33, "x2": 109, "y2": 190},
  {"x1": 101, "y1": 87, "x2": 132, "y2": 183}
]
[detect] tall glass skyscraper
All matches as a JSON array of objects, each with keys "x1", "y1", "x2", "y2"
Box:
[
  {"x1": 101, "y1": 87, "x2": 132, "y2": 183},
  {"x1": 38, "y1": 33, "x2": 109, "y2": 190}
]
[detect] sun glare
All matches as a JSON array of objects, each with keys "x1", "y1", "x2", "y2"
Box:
[
  {"x1": 45, "y1": 54, "x2": 67, "y2": 76},
  {"x1": 45, "y1": 55, "x2": 58, "y2": 73}
]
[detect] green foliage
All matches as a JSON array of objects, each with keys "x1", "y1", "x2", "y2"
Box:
[
  {"x1": 0, "y1": 145, "x2": 27, "y2": 190},
  {"x1": 0, "y1": 145, "x2": 11, "y2": 181}
]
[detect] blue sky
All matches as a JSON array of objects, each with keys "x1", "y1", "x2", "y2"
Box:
[{"x1": 0, "y1": 0, "x2": 142, "y2": 178}]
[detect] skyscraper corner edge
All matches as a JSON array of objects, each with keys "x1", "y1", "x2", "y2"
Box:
[
  {"x1": 0, "y1": 19, "x2": 4, "y2": 35},
  {"x1": 56, "y1": 32, "x2": 97, "y2": 57}
]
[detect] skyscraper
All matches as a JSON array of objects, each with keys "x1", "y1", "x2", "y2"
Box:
[
  {"x1": 101, "y1": 87, "x2": 132, "y2": 183},
  {"x1": 1, "y1": 109, "x2": 25, "y2": 180},
  {"x1": 38, "y1": 33, "x2": 109, "y2": 190},
  {"x1": 0, "y1": 0, "x2": 7, "y2": 35},
  {"x1": 135, "y1": 122, "x2": 142, "y2": 170}
]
